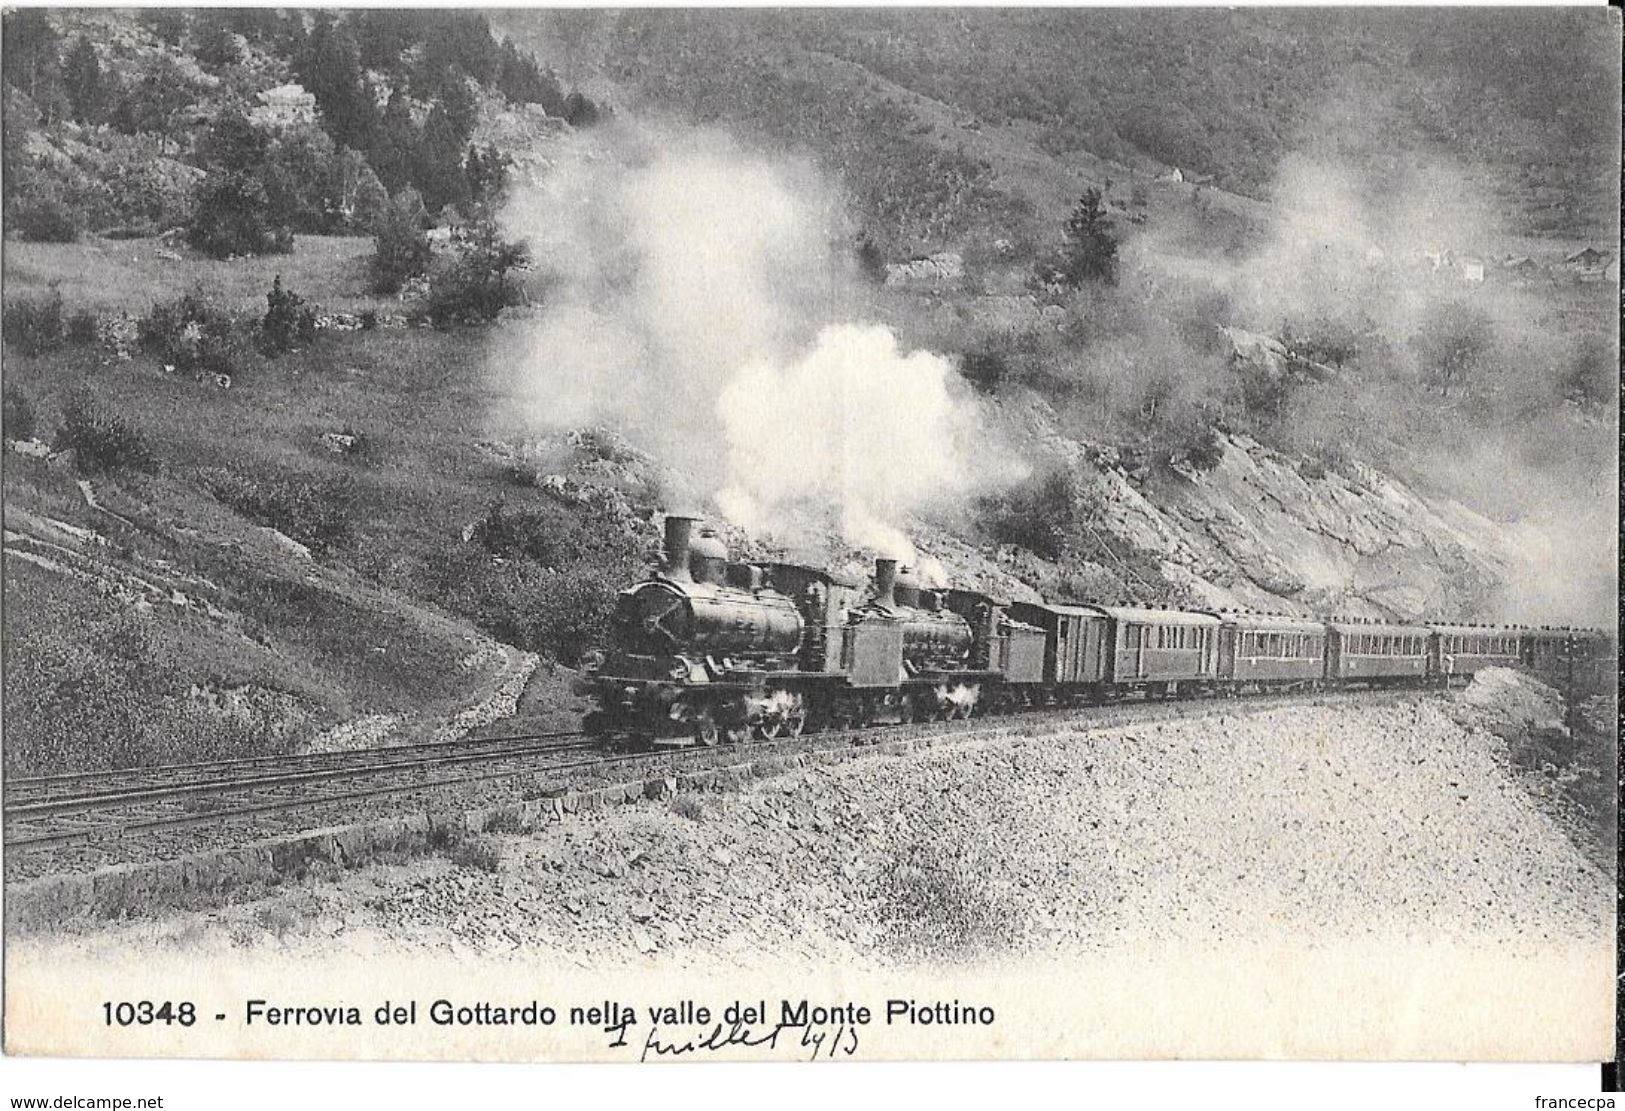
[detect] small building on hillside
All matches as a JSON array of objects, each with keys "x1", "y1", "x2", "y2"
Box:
[
  {"x1": 1457, "y1": 257, "x2": 1485, "y2": 283},
  {"x1": 1563, "y1": 247, "x2": 1612, "y2": 276}
]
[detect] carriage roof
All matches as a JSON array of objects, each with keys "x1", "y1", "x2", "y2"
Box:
[
  {"x1": 1326, "y1": 620, "x2": 1431, "y2": 637},
  {"x1": 1093, "y1": 606, "x2": 1221, "y2": 627},
  {"x1": 1213, "y1": 612, "x2": 1327, "y2": 634}
]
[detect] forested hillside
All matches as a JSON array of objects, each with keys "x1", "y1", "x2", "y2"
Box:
[
  {"x1": 502, "y1": 8, "x2": 1618, "y2": 253},
  {"x1": 1, "y1": 8, "x2": 599, "y2": 243}
]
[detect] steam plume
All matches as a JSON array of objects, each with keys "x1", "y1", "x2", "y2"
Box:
[{"x1": 494, "y1": 123, "x2": 1013, "y2": 557}]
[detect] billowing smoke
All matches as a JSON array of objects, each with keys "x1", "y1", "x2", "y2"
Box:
[
  {"x1": 1116, "y1": 82, "x2": 1619, "y2": 626},
  {"x1": 716, "y1": 323, "x2": 987, "y2": 558},
  {"x1": 493, "y1": 123, "x2": 1013, "y2": 557}
]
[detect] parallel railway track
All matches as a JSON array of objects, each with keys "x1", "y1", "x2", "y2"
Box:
[{"x1": 2, "y1": 688, "x2": 1430, "y2": 862}]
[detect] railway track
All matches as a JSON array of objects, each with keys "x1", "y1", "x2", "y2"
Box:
[
  {"x1": 2, "y1": 688, "x2": 1431, "y2": 864},
  {"x1": 5, "y1": 729, "x2": 591, "y2": 809}
]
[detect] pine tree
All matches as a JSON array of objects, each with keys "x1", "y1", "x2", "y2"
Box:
[
  {"x1": 1059, "y1": 188, "x2": 1118, "y2": 286},
  {"x1": 63, "y1": 35, "x2": 103, "y2": 123},
  {"x1": 413, "y1": 102, "x2": 471, "y2": 215},
  {"x1": 369, "y1": 89, "x2": 419, "y2": 193}
]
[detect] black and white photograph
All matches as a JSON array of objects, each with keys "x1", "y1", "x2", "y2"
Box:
[{"x1": 0, "y1": 3, "x2": 1617, "y2": 1090}]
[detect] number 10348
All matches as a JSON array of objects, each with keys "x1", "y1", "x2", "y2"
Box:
[{"x1": 102, "y1": 1001, "x2": 196, "y2": 1026}]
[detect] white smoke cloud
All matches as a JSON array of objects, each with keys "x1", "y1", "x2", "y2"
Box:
[
  {"x1": 494, "y1": 123, "x2": 1016, "y2": 556},
  {"x1": 715, "y1": 323, "x2": 986, "y2": 559}
]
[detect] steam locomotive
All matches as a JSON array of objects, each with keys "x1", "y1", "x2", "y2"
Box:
[{"x1": 574, "y1": 514, "x2": 1613, "y2": 747}]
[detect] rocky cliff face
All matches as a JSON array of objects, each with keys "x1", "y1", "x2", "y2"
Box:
[
  {"x1": 1117, "y1": 434, "x2": 1506, "y2": 618},
  {"x1": 909, "y1": 399, "x2": 1510, "y2": 620}
]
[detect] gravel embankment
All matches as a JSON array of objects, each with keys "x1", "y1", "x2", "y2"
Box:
[{"x1": 27, "y1": 691, "x2": 1611, "y2": 968}]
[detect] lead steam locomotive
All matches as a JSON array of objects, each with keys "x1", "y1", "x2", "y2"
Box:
[{"x1": 575, "y1": 514, "x2": 1612, "y2": 747}]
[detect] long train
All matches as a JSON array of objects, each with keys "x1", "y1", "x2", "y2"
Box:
[{"x1": 576, "y1": 514, "x2": 1613, "y2": 747}]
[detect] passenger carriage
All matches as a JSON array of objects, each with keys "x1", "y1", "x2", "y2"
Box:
[
  {"x1": 1428, "y1": 623, "x2": 1521, "y2": 682},
  {"x1": 1214, "y1": 612, "x2": 1326, "y2": 689},
  {"x1": 1325, "y1": 619, "x2": 1430, "y2": 684},
  {"x1": 1096, "y1": 606, "x2": 1220, "y2": 695}
]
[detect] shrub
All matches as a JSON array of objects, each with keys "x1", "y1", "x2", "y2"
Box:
[
  {"x1": 3, "y1": 384, "x2": 37, "y2": 441},
  {"x1": 1, "y1": 289, "x2": 64, "y2": 355},
  {"x1": 55, "y1": 391, "x2": 156, "y2": 475},
  {"x1": 139, "y1": 292, "x2": 244, "y2": 379},
  {"x1": 669, "y1": 794, "x2": 706, "y2": 821},
  {"x1": 1174, "y1": 425, "x2": 1226, "y2": 472},
  {"x1": 66, "y1": 307, "x2": 99, "y2": 345},
  {"x1": 201, "y1": 467, "x2": 357, "y2": 554},
  {"x1": 369, "y1": 188, "x2": 433, "y2": 295},
  {"x1": 10, "y1": 195, "x2": 80, "y2": 242},
  {"x1": 470, "y1": 501, "x2": 632, "y2": 568},
  {"x1": 423, "y1": 217, "x2": 528, "y2": 328},
  {"x1": 959, "y1": 348, "x2": 1010, "y2": 394},
  {"x1": 981, "y1": 468, "x2": 1079, "y2": 560},
  {"x1": 447, "y1": 836, "x2": 502, "y2": 873},
  {"x1": 258, "y1": 275, "x2": 317, "y2": 357},
  {"x1": 418, "y1": 518, "x2": 641, "y2": 667},
  {"x1": 187, "y1": 172, "x2": 292, "y2": 259}
]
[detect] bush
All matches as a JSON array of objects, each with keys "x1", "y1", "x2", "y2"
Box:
[
  {"x1": 257, "y1": 275, "x2": 317, "y2": 357},
  {"x1": 66, "y1": 307, "x2": 99, "y2": 345},
  {"x1": 981, "y1": 468, "x2": 1080, "y2": 560},
  {"x1": 369, "y1": 189, "x2": 434, "y2": 295},
  {"x1": 187, "y1": 172, "x2": 292, "y2": 259},
  {"x1": 447, "y1": 836, "x2": 502, "y2": 873},
  {"x1": 1173, "y1": 425, "x2": 1226, "y2": 472},
  {"x1": 2, "y1": 289, "x2": 64, "y2": 355},
  {"x1": 10, "y1": 195, "x2": 80, "y2": 242},
  {"x1": 3, "y1": 384, "x2": 37, "y2": 441},
  {"x1": 418, "y1": 515, "x2": 642, "y2": 666},
  {"x1": 202, "y1": 467, "x2": 357, "y2": 554},
  {"x1": 472, "y1": 501, "x2": 596, "y2": 567},
  {"x1": 423, "y1": 217, "x2": 528, "y2": 328},
  {"x1": 139, "y1": 292, "x2": 244, "y2": 379},
  {"x1": 959, "y1": 348, "x2": 1011, "y2": 394},
  {"x1": 56, "y1": 391, "x2": 156, "y2": 475}
]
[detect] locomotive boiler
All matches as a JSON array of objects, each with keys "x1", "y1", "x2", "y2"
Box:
[
  {"x1": 856, "y1": 558, "x2": 974, "y2": 673},
  {"x1": 579, "y1": 515, "x2": 808, "y2": 744},
  {"x1": 611, "y1": 516, "x2": 803, "y2": 665}
]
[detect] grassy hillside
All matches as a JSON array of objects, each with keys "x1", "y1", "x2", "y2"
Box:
[{"x1": 1, "y1": 237, "x2": 644, "y2": 774}]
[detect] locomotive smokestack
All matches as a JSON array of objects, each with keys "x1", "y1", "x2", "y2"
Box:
[
  {"x1": 873, "y1": 557, "x2": 899, "y2": 608},
  {"x1": 663, "y1": 514, "x2": 696, "y2": 582}
]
